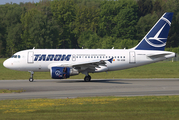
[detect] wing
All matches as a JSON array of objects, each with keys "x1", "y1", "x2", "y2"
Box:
[
  {"x1": 71, "y1": 57, "x2": 113, "y2": 71},
  {"x1": 48, "y1": 57, "x2": 113, "y2": 72}
]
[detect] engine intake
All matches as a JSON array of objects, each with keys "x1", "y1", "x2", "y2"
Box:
[{"x1": 50, "y1": 67, "x2": 79, "y2": 79}]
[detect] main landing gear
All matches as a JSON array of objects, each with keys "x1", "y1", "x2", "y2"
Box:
[
  {"x1": 84, "y1": 75, "x2": 91, "y2": 82},
  {"x1": 28, "y1": 71, "x2": 34, "y2": 82},
  {"x1": 81, "y1": 71, "x2": 91, "y2": 82}
]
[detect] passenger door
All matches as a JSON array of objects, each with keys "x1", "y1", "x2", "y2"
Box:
[
  {"x1": 27, "y1": 51, "x2": 34, "y2": 63},
  {"x1": 129, "y1": 51, "x2": 136, "y2": 64}
]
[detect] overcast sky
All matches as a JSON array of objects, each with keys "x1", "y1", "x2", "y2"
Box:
[{"x1": 0, "y1": 0, "x2": 40, "y2": 5}]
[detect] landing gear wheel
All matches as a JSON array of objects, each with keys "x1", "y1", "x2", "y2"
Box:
[
  {"x1": 29, "y1": 78, "x2": 34, "y2": 82},
  {"x1": 28, "y1": 71, "x2": 34, "y2": 82},
  {"x1": 84, "y1": 75, "x2": 91, "y2": 82}
]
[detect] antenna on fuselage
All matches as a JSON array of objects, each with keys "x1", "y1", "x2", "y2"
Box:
[{"x1": 33, "y1": 47, "x2": 35, "y2": 49}]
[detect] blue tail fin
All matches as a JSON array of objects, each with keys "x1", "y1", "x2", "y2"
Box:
[{"x1": 134, "y1": 12, "x2": 173, "y2": 51}]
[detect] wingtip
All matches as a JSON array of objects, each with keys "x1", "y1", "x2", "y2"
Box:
[{"x1": 108, "y1": 57, "x2": 113, "y2": 63}]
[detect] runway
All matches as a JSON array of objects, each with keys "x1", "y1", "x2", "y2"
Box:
[{"x1": 0, "y1": 78, "x2": 179, "y2": 100}]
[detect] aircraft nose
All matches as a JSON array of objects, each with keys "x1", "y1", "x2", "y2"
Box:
[{"x1": 3, "y1": 59, "x2": 11, "y2": 68}]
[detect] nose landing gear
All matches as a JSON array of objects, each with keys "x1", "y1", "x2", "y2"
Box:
[{"x1": 28, "y1": 71, "x2": 34, "y2": 82}]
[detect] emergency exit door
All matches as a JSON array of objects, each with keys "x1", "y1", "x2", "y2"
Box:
[
  {"x1": 27, "y1": 51, "x2": 34, "y2": 63},
  {"x1": 129, "y1": 51, "x2": 136, "y2": 64}
]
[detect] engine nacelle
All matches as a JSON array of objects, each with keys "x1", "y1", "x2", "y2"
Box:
[{"x1": 50, "y1": 67, "x2": 79, "y2": 79}]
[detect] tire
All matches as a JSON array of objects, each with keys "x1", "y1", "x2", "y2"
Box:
[
  {"x1": 84, "y1": 75, "x2": 91, "y2": 82},
  {"x1": 29, "y1": 78, "x2": 34, "y2": 82}
]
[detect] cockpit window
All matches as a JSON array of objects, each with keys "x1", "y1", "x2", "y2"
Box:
[
  {"x1": 11, "y1": 55, "x2": 16, "y2": 58},
  {"x1": 11, "y1": 55, "x2": 20, "y2": 58}
]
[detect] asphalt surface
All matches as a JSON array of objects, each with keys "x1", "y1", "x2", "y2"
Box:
[{"x1": 0, "y1": 78, "x2": 179, "y2": 100}]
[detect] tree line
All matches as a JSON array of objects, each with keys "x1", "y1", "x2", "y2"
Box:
[{"x1": 0, "y1": 0, "x2": 179, "y2": 57}]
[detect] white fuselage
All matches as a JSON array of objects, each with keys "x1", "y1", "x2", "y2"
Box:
[{"x1": 3, "y1": 49, "x2": 175, "y2": 73}]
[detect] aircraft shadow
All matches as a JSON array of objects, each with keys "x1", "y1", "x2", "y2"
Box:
[{"x1": 58, "y1": 79, "x2": 131, "y2": 84}]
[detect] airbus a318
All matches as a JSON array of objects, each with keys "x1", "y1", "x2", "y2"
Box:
[{"x1": 3, "y1": 12, "x2": 175, "y2": 82}]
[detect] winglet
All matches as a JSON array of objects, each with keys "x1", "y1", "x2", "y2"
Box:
[{"x1": 108, "y1": 57, "x2": 113, "y2": 63}]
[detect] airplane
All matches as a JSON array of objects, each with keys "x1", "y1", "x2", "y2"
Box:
[{"x1": 3, "y1": 12, "x2": 176, "y2": 82}]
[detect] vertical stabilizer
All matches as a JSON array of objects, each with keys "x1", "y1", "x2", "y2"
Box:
[{"x1": 134, "y1": 12, "x2": 173, "y2": 51}]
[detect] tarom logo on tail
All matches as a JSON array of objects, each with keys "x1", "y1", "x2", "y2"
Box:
[{"x1": 134, "y1": 12, "x2": 173, "y2": 51}]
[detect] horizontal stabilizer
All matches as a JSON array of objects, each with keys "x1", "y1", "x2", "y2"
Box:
[{"x1": 147, "y1": 52, "x2": 172, "y2": 58}]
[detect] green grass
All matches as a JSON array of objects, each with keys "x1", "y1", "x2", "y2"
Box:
[
  {"x1": 0, "y1": 58, "x2": 179, "y2": 80},
  {"x1": 0, "y1": 89, "x2": 25, "y2": 93},
  {"x1": 0, "y1": 96, "x2": 179, "y2": 120}
]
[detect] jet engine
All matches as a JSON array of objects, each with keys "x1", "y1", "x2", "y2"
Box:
[{"x1": 50, "y1": 67, "x2": 79, "y2": 79}]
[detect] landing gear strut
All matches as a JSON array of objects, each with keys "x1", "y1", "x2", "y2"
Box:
[
  {"x1": 28, "y1": 71, "x2": 34, "y2": 82},
  {"x1": 84, "y1": 75, "x2": 91, "y2": 82}
]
